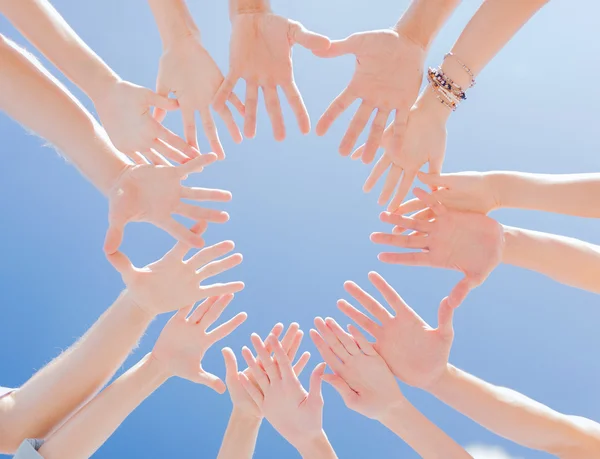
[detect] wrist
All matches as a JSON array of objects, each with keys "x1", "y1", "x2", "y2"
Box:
[
  {"x1": 120, "y1": 289, "x2": 156, "y2": 322},
  {"x1": 414, "y1": 87, "x2": 452, "y2": 123},
  {"x1": 85, "y1": 71, "x2": 122, "y2": 103},
  {"x1": 231, "y1": 0, "x2": 272, "y2": 16},
  {"x1": 294, "y1": 430, "x2": 334, "y2": 458},
  {"x1": 500, "y1": 224, "x2": 520, "y2": 265},
  {"x1": 142, "y1": 353, "x2": 172, "y2": 385},
  {"x1": 485, "y1": 171, "x2": 507, "y2": 210},
  {"x1": 231, "y1": 407, "x2": 263, "y2": 425},
  {"x1": 423, "y1": 363, "x2": 455, "y2": 396},
  {"x1": 147, "y1": 0, "x2": 201, "y2": 50},
  {"x1": 374, "y1": 394, "x2": 409, "y2": 424}
]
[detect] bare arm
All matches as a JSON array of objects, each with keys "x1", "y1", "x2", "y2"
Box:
[
  {"x1": 502, "y1": 226, "x2": 600, "y2": 294},
  {"x1": 217, "y1": 410, "x2": 261, "y2": 459}
]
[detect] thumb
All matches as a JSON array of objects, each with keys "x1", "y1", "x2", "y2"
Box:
[
  {"x1": 308, "y1": 362, "x2": 327, "y2": 403},
  {"x1": 448, "y1": 277, "x2": 474, "y2": 308},
  {"x1": 106, "y1": 250, "x2": 133, "y2": 278},
  {"x1": 178, "y1": 153, "x2": 218, "y2": 177},
  {"x1": 312, "y1": 34, "x2": 360, "y2": 58},
  {"x1": 221, "y1": 347, "x2": 239, "y2": 380},
  {"x1": 417, "y1": 171, "x2": 446, "y2": 190},
  {"x1": 146, "y1": 89, "x2": 178, "y2": 111},
  {"x1": 290, "y1": 21, "x2": 331, "y2": 51},
  {"x1": 322, "y1": 373, "x2": 354, "y2": 401},
  {"x1": 103, "y1": 221, "x2": 126, "y2": 255},
  {"x1": 195, "y1": 371, "x2": 226, "y2": 394},
  {"x1": 437, "y1": 297, "x2": 455, "y2": 337}
]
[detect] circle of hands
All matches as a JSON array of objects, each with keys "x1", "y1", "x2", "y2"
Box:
[{"x1": 94, "y1": 4, "x2": 510, "y2": 446}]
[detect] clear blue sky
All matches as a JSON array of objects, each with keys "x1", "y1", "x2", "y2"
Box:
[{"x1": 1, "y1": 1, "x2": 599, "y2": 458}]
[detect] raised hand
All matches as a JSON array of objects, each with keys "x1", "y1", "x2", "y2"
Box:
[
  {"x1": 314, "y1": 30, "x2": 425, "y2": 163},
  {"x1": 154, "y1": 36, "x2": 245, "y2": 160},
  {"x1": 107, "y1": 223, "x2": 244, "y2": 317},
  {"x1": 352, "y1": 89, "x2": 449, "y2": 210},
  {"x1": 214, "y1": 7, "x2": 330, "y2": 141},
  {"x1": 397, "y1": 171, "x2": 501, "y2": 215},
  {"x1": 239, "y1": 334, "x2": 334, "y2": 456},
  {"x1": 310, "y1": 317, "x2": 405, "y2": 420},
  {"x1": 104, "y1": 153, "x2": 231, "y2": 253},
  {"x1": 371, "y1": 188, "x2": 504, "y2": 307},
  {"x1": 93, "y1": 79, "x2": 199, "y2": 164},
  {"x1": 151, "y1": 295, "x2": 247, "y2": 393},
  {"x1": 338, "y1": 272, "x2": 454, "y2": 390}
]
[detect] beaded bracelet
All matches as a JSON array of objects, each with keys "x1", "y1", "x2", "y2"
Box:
[
  {"x1": 426, "y1": 71, "x2": 458, "y2": 111},
  {"x1": 443, "y1": 52, "x2": 476, "y2": 88},
  {"x1": 427, "y1": 67, "x2": 466, "y2": 101}
]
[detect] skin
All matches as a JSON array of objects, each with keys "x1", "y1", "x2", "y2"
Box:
[
  {"x1": 213, "y1": 0, "x2": 331, "y2": 141},
  {"x1": 148, "y1": 0, "x2": 245, "y2": 159},
  {"x1": 337, "y1": 273, "x2": 600, "y2": 458},
  {"x1": 38, "y1": 297, "x2": 247, "y2": 459}
]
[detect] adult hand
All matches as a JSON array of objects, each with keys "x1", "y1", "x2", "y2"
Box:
[
  {"x1": 372, "y1": 188, "x2": 504, "y2": 306},
  {"x1": 352, "y1": 89, "x2": 449, "y2": 210},
  {"x1": 315, "y1": 30, "x2": 425, "y2": 163},
  {"x1": 155, "y1": 36, "x2": 245, "y2": 160},
  {"x1": 151, "y1": 295, "x2": 247, "y2": 393},
  {"x1": 222, "y1": 323, "x2": 310, "y2": 419},
  {"x1": 93, "y1": 79, "x2": 199, "y2": 164},
  {"x1": 104, "y1": 153, "x2": 231, "y2": 253},
  {"x1": 338, "y1": 272, "x2": 454, "y2": 390},
  {"x1": 107, "y1": 222, "x2": 244, "y2": 317},
  {"x1": 214, "y1": 8, "x2": 330, "y2": 141},
  {"x1": 310, "y1": 317, "x2": 405, "y2": 421}
]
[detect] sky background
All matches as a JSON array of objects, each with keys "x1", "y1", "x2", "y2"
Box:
[{"x1": 1, "y1": 0, "x2": 599, "y2": 458}]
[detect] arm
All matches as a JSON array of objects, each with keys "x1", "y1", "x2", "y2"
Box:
[
  {"x1": 217, "y1": 410, "x2": 262, "y2": 459},
  {"x1": 0, "y1": 292, "x2": 153, "y2": 453},
  {"x1": 502, "y1": 226, "x2": 600, "y2": 294},
  {"x1": 39, "y1": 296, "x2": 247, "y2": 459},
  {"x1": 429, "y1": 365, "x2": 600, "y2": 458}
]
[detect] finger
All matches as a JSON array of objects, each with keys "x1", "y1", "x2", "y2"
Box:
[
  {"x1": 146, "y1": 90, "x2": 179, "y2": 112},
  {"x1": 363, "y1": 155, "x2": 392, "y2": 193},
  {"x1": 391, "y1": 111, "x2": 408, "y2": 156},
  {"x1": 354, "y1": 124, "x2": 392, "y2": 161},
  {"x1": 155, "y1": 123, "x2": 201, "y2": 159},
  {"x1": 103, "y1": 220, "x2": 126, "y2": 255},
  {"x1": 265, "y1": 323, "x2": 285, "y2": 352},
  {"x1": 437, "y1": 297, "x2": 456, "y2": 338},
  {"x1": 197, "y1": 253, "x2": 243, "y2": 282},
  {"x1": 367, "y1": 271, "x2": 415, "y2": 317},
  {"x1": 370, "y1": 232, "x2": 428, "y2": 249},
  {"x1": 262, "y1": 85, "x2": 285, "y2": 141},
  {"x1": 198, "y1": 282, "x2": 245, "y2": 299},
  {"x1": 239, "y1": 371, "x2": 264, "y2": 405},
  {"x1": 199, "y1": 294, "x2": 234, "y2": 329},
  {"x1": 448, "y1": 277, "x2": 476, "y2": 308},
  {"x1": 347, "y1": 324, "x2": 376, "y2": 356},
  {"x1": 222, "y1": 347, "x2": 239, "y2": 381},
  {"x1": 325, "y1": 317, "x2": 360, "y2": 355},
  {"x1": 280, "y1": 323, "x2": 300, "y2": 355},
  {"x1": 336, "y1": 299, "x2": 379, "y2": 337},
  {"x1": 175, "y1": 202, "x2": 229, "y2": 224},
  {"x1": 177, "y1": 153, "x2": 218, "y2": 176},
  {"x1": 293, "y1": 351, "x2": 311, "y2": 376},
  {"x1": 417, "y1": 171, "x2": 448, "y2": 190},
  {"x1": 380, "y1": 212, "x2": 433, "y2": 234},
  {"x1": 153, "y1": 77, "x2": 170, "y2": 122},
  {"x1": 153, "y1": 139, "x2": 190, "y2": 164},
  {"x1": 286, "y1": 329, "x2": 303, "y2": 362},
  {"x1": 343, "y1": 281, "x2": 391, "y2": 324},
  {"x1": 167, "y1": 221, "x2": 208, "y2": 260},
  {"x1": 378, "y1": 163, "x2": 403, "y2": 205},
  {"x1": 181, "y1": 105, "x2": 199, "y2": 151},
  {"x1": 316, "y1": 88, "x2": 355, "y2": 136},
  {"x1": 241, "y1": 346, "x2": 269, "y2": 391},
  {"x1": 267, "y1": 334, "x2": 295, "y2": 381},
  {"x1": 314, "y1": 317, "x2": 350, "y2": 360},
  {"x1": 389, "y1": 169, "x2": 418, "y2": 211},
  {"x1": 106, "y1": 251, "x2": 134, "y2": 278},
  {"x1": 351, "y1": 143, "x2": 365, "y2": 161},
  {"x1": 199, "y1": 108, "x2": 224, "y2": 160},
  {"x1": 312, "y1": 34, "x2": 360, "y2": 58},
  {"x1": 309, "y1": 329, "x2": 343, "y2": 372},
  {"x1": 251, "y1": 334, "x2": 280, "y2": 381},
  {"x1": 282, "y1": 81, "x2": 310, "y2": 135},
  {"x1": 144, "y1": 149, "x2": 171, "y2": 166},
  {"x1": 413, "y1": 187, "x2": 447, "y2": 216},
  {"x1": 194, "y1": 371, "x2": 226, "y2": 394},
  {"x1": 228, "y1": 92, "x2": 245, "y2": 116},
  {"x1": 244, "y1": 82, "x2": 259, "y2": 139},
  {"x1": 339, "y1": 102, "x2": 374, "y2": 156},
  {"x1": 394, "y1": 197, "x2": 427, "y2": 217},
  {"x1": 189, "y1": 296, "x2": 221, "y2": 323},
  {"x1": 378, "y1": 251, "x2": 431, "y2": 266},
  {"x1": 216, "y1": 104, "x2": 243, "y2": 144},
  {"x1": 130, "y1": 152, "x2": 149, "y2": 165},
  {"x1": 189, "y1": 240, "x2": 235, "y2": 267},
  {"x1": 213, "y1": 74, "x2": 239, "y2": 112},
  {"x1": 289, "y1": 21, "x2": 331, "y2": 51},
  {"x1": 160, "y1": 218, "x2": 205, "y2": 248},
  {"x1": 428, "y1": 151, "x2": 445, "y2": 179},
  {"x1": 207, "y1": 312, "x2": 247, "y2": 344},
  {"x1": 307, "y1": 362, "x2": 327, "y2": 404},
  {"x1": 322, "y1": 373, "x2": 355, "y2": 402},
  {"x1": 362, "y1": 109, "x2": 390, "y2": 164},
  {"x1": 181, "y1": 186, "x2": 232, "y2": 202}
]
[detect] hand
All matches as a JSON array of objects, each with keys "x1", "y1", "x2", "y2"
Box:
[
  {"x1": 239, "y1": 333, "x2": 327, "y2": 450},
  {"x1": 396, "y1": 171, "x2": 501, "y2": 215},
  {"x1": 214, "y1": 9, "x2": 330, "y2": 141},
  {"x1": 155, "y1": 36, "x2": 245, "y2": 160},
  {"x1": 107, "y1": 222, "x2": 244, "y2": 316},
  {"x1": 104, "y1": 153, "x2": 231, "y2": 253},
  {"x1": 314, "y1": 29, "x2": 425, "y2": 163},
  {"x1": 353, "y1": 89, "x2": 449, "y2": 210},
  {"x1": 222, "y1": 323, "x2": 310, "y2": 419},
  {"x1": 151, "y1": 295, "x2": 247, "y2": 393},
  {"x1": 310, "y1": 317, "x2": 405, "y2": 421},
  {"x1": 338, "y1": 272, "x2": 454, "y2": 390},
  {"x1": 371, "y1": 188, "x2": 504, "y2": 306},
  {"x1": 93, "y1": 79, "x2": 199, "y2": 164}
]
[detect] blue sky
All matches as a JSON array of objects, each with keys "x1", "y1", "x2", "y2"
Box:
[{"x1": 1, "y1": 0, "x2": 599, "y2": 457}]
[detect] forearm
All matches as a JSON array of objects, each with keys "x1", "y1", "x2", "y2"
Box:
[
  {"x1": 379, "y1": 400, "x2": 471, "y2": 458},
  {"x1": 39, "y1": 354, "x2": 169, "y2": 459},
  {"x1": 492, "y1": 172, "x2": 600, "y2": 218},
  {"x1": 217, "y1": 410, "x2": 262, "y2": 459},
  {"x1": 430, "y1": 365, "x2": 600, "y2": 457},
  {"x1": 393, "y1": 0, "x2": 461, "y2": 52},
  {"x1": 147, "y1": 0, "x2": 201, "y2": 48},
  {"x1": 3, "y1": 291, "x2": 153, "y2": 451},
  {"x1": 442, "y1": 0, "x2": 549, "y2": 87},
  {"x1": 0, "y1": 0, "x2": 121, "y2": 101},
  {"x1": 229, "y1": 0, "x2": 271, "y2": 18},
  {"x1": 0, "y1": 35, "x2": 129, "y2": 194},
  {"x1": 295, "y1": 431, "x2": 337, "y2": 459},
  {"x1": 502, "y1": 226, "x2": 600, "y2": 294}
]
